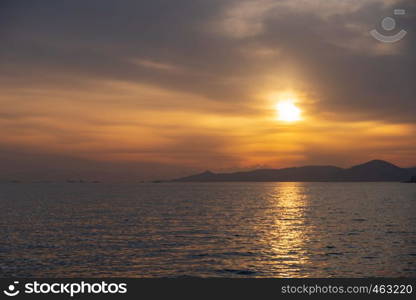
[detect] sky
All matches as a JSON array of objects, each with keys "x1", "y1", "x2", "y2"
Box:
[{"x1": 0, "y1": 0, "x2": 415, "y2": 181}]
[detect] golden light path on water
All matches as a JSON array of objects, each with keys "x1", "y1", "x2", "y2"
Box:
[{"x1": 262, "y1": 183, "x2": 312, "y2": 277}]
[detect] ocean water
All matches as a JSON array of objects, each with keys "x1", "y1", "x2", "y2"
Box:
[{"x1": 0, "y1": 182, "x2": 415, "y2": 278}]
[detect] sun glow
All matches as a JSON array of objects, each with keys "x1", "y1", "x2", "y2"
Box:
[{"x1": 276, "y1": 100, "x2": 302, "y2": 122}]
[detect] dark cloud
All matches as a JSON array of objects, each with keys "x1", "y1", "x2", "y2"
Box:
[
  {"x1": 1, "y1": 0, "x2": 414, "y2": 118},
  {"x1": 253, "y1": 0, "x2": 416, "y2": 122}
]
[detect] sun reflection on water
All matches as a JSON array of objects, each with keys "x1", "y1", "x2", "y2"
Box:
[{"x1": 263, "y1": 182, "x2": 312, "y2": 277}]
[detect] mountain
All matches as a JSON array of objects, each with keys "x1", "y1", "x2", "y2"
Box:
[
  {"x1": 173, "y1": 160, "x2": 415, "y2": 182},
  {"x1": 341, "y1": 160, "x2": 408, "y2": 181}
]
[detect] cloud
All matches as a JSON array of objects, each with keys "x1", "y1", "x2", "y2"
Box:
[{"x1": 0, "y1": 0, "x2": 415, "y2": 179}]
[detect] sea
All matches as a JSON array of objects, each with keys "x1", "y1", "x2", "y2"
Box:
[{"x1": 0, "y1": 182, "x2": 415, "y2": 277}]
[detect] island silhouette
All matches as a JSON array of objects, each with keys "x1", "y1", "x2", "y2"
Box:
[{"x1": 172, "y1": 160, "x2": 416, "y2": 182}]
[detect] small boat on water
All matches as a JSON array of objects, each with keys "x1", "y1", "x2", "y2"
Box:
[{"x1": 403, "y1": 176, "x2": 416, "y2": 183}]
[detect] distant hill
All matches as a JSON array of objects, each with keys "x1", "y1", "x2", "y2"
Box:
[{"x1": 173, "y1": 160, "x2": 416, "y2": 182}]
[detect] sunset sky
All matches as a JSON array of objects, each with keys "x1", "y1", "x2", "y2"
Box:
[{"x1": 1, "y1": 0, "x2": 415, "y2": 181}]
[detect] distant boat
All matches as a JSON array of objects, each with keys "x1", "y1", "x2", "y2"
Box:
[
  {"x1": 66, "y1": 179, "x2": 86, "y2": 183},
  {"x1": 403, "y1": 176, "x2": 416, "y2": 183}
]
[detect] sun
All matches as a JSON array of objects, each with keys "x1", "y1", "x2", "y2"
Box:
[{"x1": 276, "y1": 100, "x2": 302, "y2": 122}]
